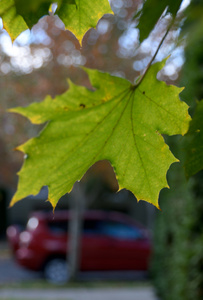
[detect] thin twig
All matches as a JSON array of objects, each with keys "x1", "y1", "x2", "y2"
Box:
[{"x1": 132, "y1": 19, "x2": 174, "y2": 88}]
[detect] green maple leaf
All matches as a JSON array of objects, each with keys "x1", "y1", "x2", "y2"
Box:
[
  {"x1": 0, "y1": 0, "x2": 113, "y2": 43},
  {"x1": 135, "y1": 0, "x2": 182, "y2": 42},
  {"x1": 183, "y1": 100, "x2": 203, "y2": 177},
  {"x1": 9, "y1": 60, "x2": 190, "y2": 209},
  {"x1": 0, "y1": 0, "x2": 28, "y2": 42},
  {"x1": 13, "y1": 0, "x2": 54, "y2": 29},
  {"x1": 56, "y1": 0, "x2": 113, "y2": 44}
]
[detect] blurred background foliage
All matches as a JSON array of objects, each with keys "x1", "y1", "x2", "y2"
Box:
[{"x1": 152, "y1": 0, "x2": 203, "y2": 299}]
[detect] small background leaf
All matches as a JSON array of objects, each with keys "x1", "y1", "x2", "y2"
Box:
[
  {"x1": 56, "y1": 0, "x2": 113, "y2": 44},
  {"x1": 0, "y1": 0, "x2": 28, "y2": 41},
  {"x1": 135, "y1": 0, "x2": 183, "y2": 42},
  {"x1": 14, "y1": 0, "x2": 52, "y2": 28},
  {"x1": 0, "y1": 0, "x2": 112, "y2": 43},
  {"x1": 13, "y1": 0, "x2": 76, "y2": 28}
]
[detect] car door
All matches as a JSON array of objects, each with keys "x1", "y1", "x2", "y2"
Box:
[
  {"x1": 80, "y1": 218, "x2": 115, "y2": 271},
  {"x1": 96, "y1": 220, "x2": 151, "y2": 270},
  {"x1": 80, "y1": 217, "x2": 150, "y2": 271}
]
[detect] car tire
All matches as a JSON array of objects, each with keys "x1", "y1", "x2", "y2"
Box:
[{"x1": 44, "y1": 258, "x2": 69, "y2": 284}]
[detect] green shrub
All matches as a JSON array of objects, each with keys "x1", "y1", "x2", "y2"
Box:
[{"x1": 152, "y1": 167, "x2": 203, "y2": 300}]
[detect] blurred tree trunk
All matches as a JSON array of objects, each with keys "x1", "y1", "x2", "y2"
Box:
[{"x1": 68, "y1": 182, "x2": 85, "y2": 281}]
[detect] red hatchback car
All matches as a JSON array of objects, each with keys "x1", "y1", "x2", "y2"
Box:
[{"x1": 7, "y1": 210, "x2": 151, "y2": 283}]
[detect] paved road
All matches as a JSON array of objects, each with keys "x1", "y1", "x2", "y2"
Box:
[
  {"x1": 0, "y1": 256, "x2": 159, "y2": 300},
  {"x1": 0, "y1": 257, "x2": 149, "y2": 283},
  {"x1": 0, "y1": 257, "x2": 39, "y2": 284}
]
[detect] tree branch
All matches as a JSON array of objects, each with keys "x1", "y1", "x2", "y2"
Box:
[{"x1": 133, "y1": 19, "x2": 174, "y2": 88}]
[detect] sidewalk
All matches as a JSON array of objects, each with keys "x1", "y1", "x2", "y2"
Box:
[{"x1": 0, "y1": 286, "x2": 159, "y2": 300}]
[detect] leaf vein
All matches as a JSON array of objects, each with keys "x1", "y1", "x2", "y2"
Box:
[{"x1": 131, "y1": 91, "x2": 153, "y2": 199}]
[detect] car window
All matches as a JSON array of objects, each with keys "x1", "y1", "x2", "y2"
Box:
[
  {"x1": 83, "y1": 219, "x2": 143, "y2": 240},
  {"x1": 83, "y1": 219, "x2": 103, "y2": 235},
  {"x1": 101, "y1": 221, "x2": 143, "y2": 240},
  {"x1": 48, "y1": 221, "x2": 68, "y2": 234}
]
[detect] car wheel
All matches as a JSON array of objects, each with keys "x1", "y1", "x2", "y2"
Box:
[{"x1": 44, "y1": 258, "x2": 69, "y2": 284}]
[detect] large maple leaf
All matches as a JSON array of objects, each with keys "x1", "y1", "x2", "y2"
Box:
[{"x1": 10, "y1": 60, "x2": 191, "y2": 209}]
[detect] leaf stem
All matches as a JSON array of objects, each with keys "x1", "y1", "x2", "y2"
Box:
[{"x1": 133, "y1": 19, "x2": 174, "y2": 88}]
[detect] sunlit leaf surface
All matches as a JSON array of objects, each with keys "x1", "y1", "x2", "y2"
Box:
[
  {"x1": 10, "y1": 61, "x2": 190, "y2": 209},
  {"x1": 0, "y1": 0, "x2": 113, "y2": 43},
  {"x1": 56, "y1": 0, "x2": 113, "y2": 44},
  {"x1": 0, "y1": 0, "x2": 28, "y2": 41}
]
